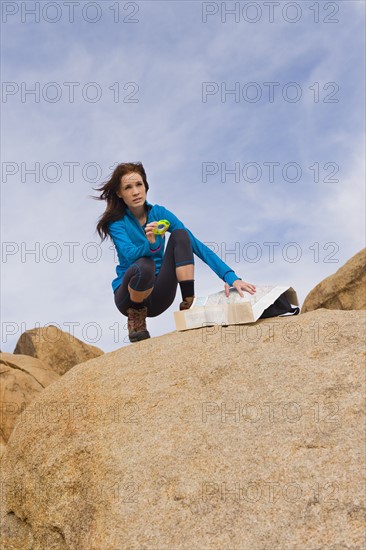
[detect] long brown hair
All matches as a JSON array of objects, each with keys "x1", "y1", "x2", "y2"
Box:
[{"x1": 91, "y1": 162, "x2": 149, "y2": 242}]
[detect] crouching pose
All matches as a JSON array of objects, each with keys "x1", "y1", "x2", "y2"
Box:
[{"x1": 94, "y1": 162, "x2": 256, "y2": 343}]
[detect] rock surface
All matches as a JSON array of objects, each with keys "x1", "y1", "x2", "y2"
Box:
[
  {"x1": 1, "y1": 309, "x2": 365, "y2": 550},
  {"x1": 13, "y1": 325, "x2": 104, "y2": 376},
  {"x1": 302, "y1": 247, "x2": 366, "y2": 313},
  {"x1": 0, "y1": 352, "x2": 60, "y2": 448}
]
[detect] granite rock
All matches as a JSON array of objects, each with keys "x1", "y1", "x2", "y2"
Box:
[
  {"x1": 302, "y1": 248, "x2": 366, "y2": 313},
  {"x1": 13, "y1": 325, "x2": 104, "y2": 376},
  {"x1": 1, "y1": 309, "x2": 365, "y2": 549},
  {"x1": 0, "y1": 352, "x2": 60, "y2": 448}
]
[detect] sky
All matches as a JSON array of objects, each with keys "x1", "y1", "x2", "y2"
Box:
[{"x1": 1, "y1": 0, "x2": 365, "y2": 353}]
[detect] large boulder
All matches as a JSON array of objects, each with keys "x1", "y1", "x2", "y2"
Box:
[
  {"x1": 1, "y1": 309, "x2": 365, "y2": 549},
  {"x1": 0, "y1": 353, "x2": 60, "y2": 449},
  {"x1": 302, "y1": 248, "x2": 366, "y2": 313},
  {"x1": 13, "y1": 325, "x2": 104, "y2": 376}
]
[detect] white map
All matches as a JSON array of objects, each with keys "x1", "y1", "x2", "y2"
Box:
[
  {"x1": 176, "y1": 284, "x2": 299, "y2": 330},
  {"x1": 192, "y1": 285, "x2": 279, "y2": 307}
]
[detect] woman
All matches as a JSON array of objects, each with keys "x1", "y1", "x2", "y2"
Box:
[{"x1": 94, "y1": 162, "x2": 256, "y2": 343}]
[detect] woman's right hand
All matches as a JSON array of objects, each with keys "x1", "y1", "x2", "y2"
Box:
[{"x1": 144, "y1": 222, "x2": 158, "y2": 245}]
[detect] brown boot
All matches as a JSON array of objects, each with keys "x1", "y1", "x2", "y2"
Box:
[
  {"x1": 127, "y1": 306, "x2": 150, "y2": 343},
  {"x1": 179, "y1": 296, "x2": 195, "y2": 311}
]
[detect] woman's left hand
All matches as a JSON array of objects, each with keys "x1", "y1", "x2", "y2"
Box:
[{"x1": 224, "y1": 279, "x2": 256, "y2": 298}]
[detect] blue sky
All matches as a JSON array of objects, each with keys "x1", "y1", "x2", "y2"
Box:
[{"x1": 1, "y1": 0, "x2": 365, "y2": 352}]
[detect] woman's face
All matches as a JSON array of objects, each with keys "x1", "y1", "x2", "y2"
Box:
[{"x1": 117, "y1": 171, "x2": 146, "y2": 210}]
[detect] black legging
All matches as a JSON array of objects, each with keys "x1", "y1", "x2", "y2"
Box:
[{"x1": 114, "y1": 229, "x2": 194, "y2": 317}]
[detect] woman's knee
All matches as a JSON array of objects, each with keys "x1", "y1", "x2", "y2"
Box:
[
  {"x1": 128, "y1": 257, "x2": 155, "y2": 290},
  {"x1": 169, "y1": 228, "x2": 190, "y2": 243},
  {"x1": 134, "y1": 256, "x2": 155, "y2": 271}
]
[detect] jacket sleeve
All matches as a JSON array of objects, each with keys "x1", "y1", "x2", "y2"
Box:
[
  {"x1": 108, "y1": 220, "x2": 163, "y2": 265},
  {"x1": 159, "y1": 206, "x2": 242, "y2": 286}
]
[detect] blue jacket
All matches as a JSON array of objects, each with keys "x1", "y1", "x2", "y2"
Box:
[{"x1": 108, "y1": 201, "x2": 241, "y2": 292}]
